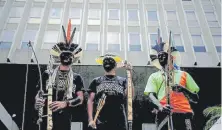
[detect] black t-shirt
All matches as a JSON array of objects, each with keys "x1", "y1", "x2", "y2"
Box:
[{"x1": 88, "y1": 75, "x2": 127, "y2": 123}]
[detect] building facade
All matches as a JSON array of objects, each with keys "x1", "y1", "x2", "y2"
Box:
[{"x1": 0, "y1": 0, "x2": 221, "y2": 67}]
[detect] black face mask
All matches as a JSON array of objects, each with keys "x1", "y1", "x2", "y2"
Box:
[
  {"x1": 60, "y1": 52, "x2": 74, "y2": 66},
  {"x1": 158, "y1": 52, "x2": 168, "y2": 67},
  {"x1": 103, "y1": 57, "x2": 116, "y2": 72}
]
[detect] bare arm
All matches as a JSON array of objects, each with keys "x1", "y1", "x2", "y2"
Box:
[{"x1": 87, "y1": 92, "x2": 95, "y2": 121}]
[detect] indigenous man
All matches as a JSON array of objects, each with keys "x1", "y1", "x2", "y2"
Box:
[
  {"x1": 144, "y1": 31, "x2": 200, "y2": 130},
  {"x1": 87, "y1": 54, "x2": 133, "y2": 130},
  {"x1": 35, "y1": 22, "x2": 85, "y2": 130}
]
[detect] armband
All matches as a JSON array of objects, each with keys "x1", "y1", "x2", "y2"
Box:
[{"x1": 67, "y1": 97, "x2": 82, "y2": 107}]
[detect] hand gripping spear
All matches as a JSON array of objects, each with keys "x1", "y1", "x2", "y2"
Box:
[{"x1": 164, "y1": 31, "x2": 174, "y2": 130}]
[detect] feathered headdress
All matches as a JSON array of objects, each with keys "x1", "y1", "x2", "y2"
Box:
[
  {"x1": 95, "y1": 54, "x2": 122, "y2": 65},
  {"x1": 50, "y1": 19, "x2": 82, "y2": 64},
  {"x1": 150, "y1": 28, "x2": 181, "y2": 70}
]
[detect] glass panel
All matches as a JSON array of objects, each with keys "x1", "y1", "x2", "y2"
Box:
[
  {"x1": 0, "y1": 42, "x2": 12, "y2": 49},
  {"x1": 69, "y1": 8, "x2": 81, "y2": 18},
  {"x1": 208, "y1": 21, "x2": 220, "y2": 27},
  {"x1": 193, "y1": 46, "x2": 206, "y2": 52},
  {"x1": 176, "y1": 46, "x2": 185, "y2": 52},
  {"x1": 185, "y1": 11, "x2": 197, "y2": 20},
  {"x1": 86, "y1": 43, "x2": 98, "y2": 51},
  {"x1": 147, "y1": 11, "x2": 158, "y2": 21},
  {"x1": 205, "y1": 12, "x2": 217, "y2": 21},
  {"x1": 128, "y1": 10, "x2": 139, "y2": 21},
  {"x1": 108, "y1": 44, "x2": 120, "y2": 51},
  {"x1": 44, "y1": 31, "x2": 59, "y2": 43},
  {"x1": 86, "y1": 32, "x2": 100, "y2": 43},
  {"x1": 129, "y1": 33, "x2": 140, "y2": 45},
  {"x1": 167, "y1": 11, "x2": 177, "y2": 21},
  {"x1": 108, "y1": 0, "x2": 119, "y2": 3},
  {"x1": 88, "y1": 9, "x2": 101, "y2": 19},
  {"x1": 191, "y1": 35, "x2": 203, "y2": 46},
  {"x1": 22, "y1": 30, "x2": 37, "y2": 42},
  {"x1": 50, "y1": 8, "x2": 62, "y2": 18},
  {"x1": 108, "y1": 9, "x2": 119, "y2": 20},
  {"x1": 30, "y1": 7, "x2": 43, "y2": 18},
  {"x1": 0, "y1": 30, "x2": 15, "y2": 42},
  {"x1": 53, "y1": 0, "x2": 65, "y2": 2},
  {"x1": 129, "y1": 44, "x2": 141, "y2": 51},
  {"x1": 212, "y1": 35, "x2": 221, "y2": 46},
  {"x1": 174, "y1": 34, "x2": 182, "y2": 45},
  {"x1": 107, "y1": 32, "x2": 119, "y2": 44},
  {"x1": 21, "y1": 42, "x2": 33, "y2": 49},
  {"x1": 9, "y1": 7, "x2": 24, "y2": 18},
  {"x1": 216, "y1": 46, "x2": 221, "y2": 53}
]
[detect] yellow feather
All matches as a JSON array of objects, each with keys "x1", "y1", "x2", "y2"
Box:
[{"x1": 50, "y1": 49, "x2": 60, "y2": 57}]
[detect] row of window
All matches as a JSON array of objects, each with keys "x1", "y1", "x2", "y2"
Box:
[
  {"x1": 0, "y1": 30, "x2": 221, "y2": 53},
  {"x1": 4, "y1": 6, "x2": 220, "y2": 28}
]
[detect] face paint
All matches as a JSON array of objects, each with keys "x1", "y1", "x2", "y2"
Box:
[
  {"x1": 60, "y1": 52, "x2": 74, "y2": 66},
  {"x1": 158, "y1": 51, "x2": 168, "y2": 67}
]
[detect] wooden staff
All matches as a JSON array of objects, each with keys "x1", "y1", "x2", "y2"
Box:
[
  {"x1": 165, "y1": 31, "x2": 174, "y2": 130},
  {"x1": 46, "y1": 59, "x2": 53, "y2": 130},
  {"x1": 93, "y1": 94, "x2": 107, "y2": 123},
  {"x1": 124, "y1": 61, "x2": 133, "y2": 130}
]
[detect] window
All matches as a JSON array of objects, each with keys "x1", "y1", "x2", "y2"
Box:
[
  {"x1": 129, "y1": 33, "x2": 141, "y2": 51},
  {"x1": 128, "y1": 10, "x2": 139, "y2": 21},
  {"x1": 86, "y1": 32, "x2": 100, "y2": 51},
  {"x1": 88, "y1": 9, "x2": 101, "y2": 20},
  {"x1": 49, "y1": 8, "x2": 63, "y2": 24},
  {"x1": 0, "y1": 42, "x2": 12, "y2": 49},
  {"x1": 212, "y1": 35, "x2": 221, "y2": 53},
  {"x1": 108, "y1": 0, "x2": 119, "y2": 3},
  {"x1": 108, "y1": 9, "x2": 120, "y2": 20},
  {"x1": 205, "y1": 11, "x2": 220, "y2": 27},
  {"x1": 174, "y1": 34, "x2": 185, "y2": 52},
  {"x1": 44, "y1": 31, "x2": 59, "y2": 43},
  {"x1": 30, "y1": 7, "x2": 43, "y2": 18},
  {"x1": 86, "y1": 44, "x2": 98, "y2": 51},
  {"x1": 147, "y1": 11, "x2": 158, "y2": 21},
  {"x1": 42, "y1": 31, "x2": 59, "y2": 49},
  {"x1": 53, "y1": 0, "x2": 65, "y2": 2},
  {"x1": 191, "y1": 35, "x2": 206, "y2": 52},
  {"x1": 149, "y1": 34, "x2": 158, "y2": 46},
  {"x1": 166, "y1": 11, "x2": 177, "y2": 21},
  {"x1": 107, "y1": 32, "x2": 120, "y2": 51},
  {"x1": 88, "y1": 9, "x2": 101, "y2": 25},
  {"x1": 0, "y1": 30, "x2": 15, "y2": 42},
  {"x1": 216, "y1": 46, "x2": 221, "y2": 53},
  {"x1": 69, "y1": 8, "x2": 82, "y2": 25},
  {"x1": 50, "y1": 8, "x2": 62, "y2": 18},
  {"x1": 69, "y1": 8, "x2": 81, "y2": 19},
  {"x1": 21, "y1": 30, "x2": 37, "y2": 49},
  {"x1": 9, "y1": 7, "x2": 24, "y2": 18},
  {"x1": 34, "y1": 0, "x2": 46, "y2": 1},
  {"x1": 212, "y1": 35, "x2": 221, "y2": 46},
  {"x1": 185, "y1": 11, "x2": 199, "y2": 27},
  {"x1": 191, "y1": 35, "x2": 203, "y2": 45},
  {"x1": 0, "y1": 30, "x2": 15, "y2": 49}
]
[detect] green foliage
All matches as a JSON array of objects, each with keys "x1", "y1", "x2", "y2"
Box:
[{"x1": 203, "y1": 105, "x2": 221, "y2": 130}]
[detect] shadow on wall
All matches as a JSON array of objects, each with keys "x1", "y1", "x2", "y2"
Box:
[{"x1": 0, "y1": 64, "x2": 221, "y2": 130}]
